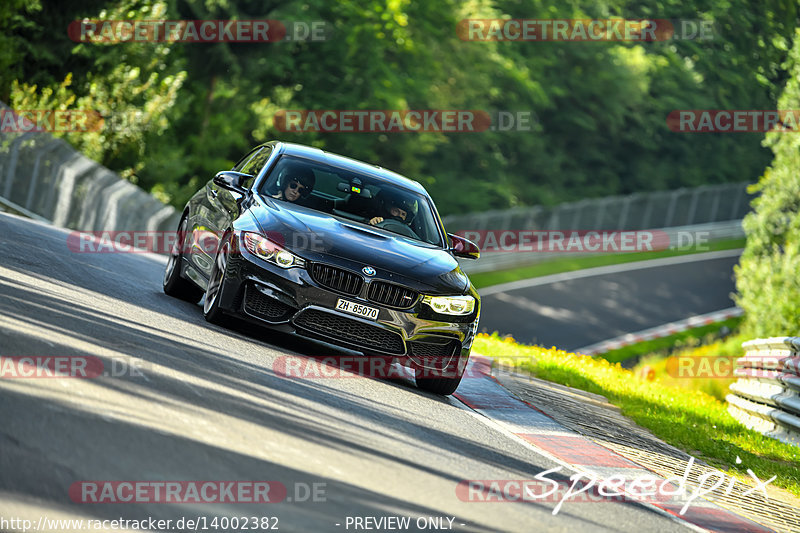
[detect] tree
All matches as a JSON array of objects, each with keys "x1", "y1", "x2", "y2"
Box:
[
  {"x1": 0, "y1": 0, "x2": 42, "y2": 102},
  {"x1": 735, "y1": 28, "x2": 800, "y2": 337},
  {"x1": 8, "y1": 0, "x2": 187, "y2": 187},
  {"x1": 4, "y1": 0, "x2": 799, "y2": 215}
]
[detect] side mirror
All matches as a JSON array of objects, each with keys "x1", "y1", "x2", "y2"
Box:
[
  {"x1": 213, "y1": 171, "x2": 251, "y2": 195},
  {"x1": 448, "y1": 233, "x2": 480, "y2": 260}
]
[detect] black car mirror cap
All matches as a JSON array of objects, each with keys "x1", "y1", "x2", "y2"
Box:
[
  {"x1": 448, "y1": 233, "x2": 480, "y2": 260},
  {"x1": 214, "y1": 171, "x2": 251, "y2": 194}
]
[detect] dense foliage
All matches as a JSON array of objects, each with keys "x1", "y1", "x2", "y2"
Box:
[
  {"x1": 4, "y1": 0, "x2": 799, "y2": 215},
  {"x1": 735, "y1": 28, "x2": 800, "y2": 337}
]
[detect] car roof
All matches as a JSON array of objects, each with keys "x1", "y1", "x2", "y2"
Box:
[{"x1": 267, "y1": 141, "x2": 428, "y2": 195}]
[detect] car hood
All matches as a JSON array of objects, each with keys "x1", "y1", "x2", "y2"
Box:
[{"x1": 247, "y1": 199, "x2": 469, "y2": 294}]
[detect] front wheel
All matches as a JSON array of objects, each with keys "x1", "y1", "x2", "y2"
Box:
[
  {"x1": 415, "y1": 359, "x2": 464, "y2": 395},
  {"x1": 163, "y1": 217, "x2": 204, "y2": 303},
  {"x1": 415, "y1": 374, "x2": 463, "y2": 395},
  {"x1": 203, "y1": 238, "x2": 231, "y2": 324}
]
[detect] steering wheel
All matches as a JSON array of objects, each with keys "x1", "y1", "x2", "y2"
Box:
[{"x1": 376, "y1": 218, "x2": 418, "y2": 238}]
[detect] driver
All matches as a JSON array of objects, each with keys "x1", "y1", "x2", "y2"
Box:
[
  {"x1": 273, "y1": 167, "x2": 315, "y2": 202},
  {"x1": 369, "y1": 191, "x2": 415, "y2": 226}
]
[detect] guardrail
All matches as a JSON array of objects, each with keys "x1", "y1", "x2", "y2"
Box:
[
  {"x1": 577, "y1": 306, "x2": 744, "y2": 356},
  {"x1": 443, "y1": 182, "x2": 753, "y2": 233},
  {"x1": 443, "y1": 183, "x2": 752, "y2": 274},
  {"x1": 727, "y1": 337, "x2": 800, "y2": 447},
  {"x1": 0, "y1": 102, "x2": 179, "y2": 233}
]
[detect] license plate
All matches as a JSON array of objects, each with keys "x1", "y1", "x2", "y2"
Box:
[{"x1": 335, "y1": 298, "x2": 379, "y2": 320}]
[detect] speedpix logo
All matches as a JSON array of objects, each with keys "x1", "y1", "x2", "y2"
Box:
[{"x1": 457, "y1": 457, "x2": 775, "y2": 516}]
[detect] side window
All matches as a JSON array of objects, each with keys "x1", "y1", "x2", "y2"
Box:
[
  {"x1": 233, "y1": 147, "x2": 261, "y2": 172},
  {"x1": 240, "y1": 146, "x2": 273, "y2": 189}
]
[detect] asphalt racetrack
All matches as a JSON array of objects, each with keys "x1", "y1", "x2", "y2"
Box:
[
  {"x1": 0, "y1": 212, "x2": 695, "y2": 532},
  {"x1": 477, "y1": 250, "x2": 741, "y2": 350}
]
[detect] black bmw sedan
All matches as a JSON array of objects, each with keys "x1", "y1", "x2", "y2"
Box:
[{"x1": 163, "y1": 141, "x2": 481, "y2": 395}]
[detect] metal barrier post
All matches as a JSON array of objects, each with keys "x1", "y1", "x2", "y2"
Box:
[
  {"x1": 3, "y1": 132, "x2": 37, "y2": 199},
  {"x1": 25, "y1": 139, "x2": 63, "y2": 210}
]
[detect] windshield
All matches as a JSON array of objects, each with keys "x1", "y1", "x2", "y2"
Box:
[{"x1": 258, "y1": 155, "x2": 444, "y2": 246}]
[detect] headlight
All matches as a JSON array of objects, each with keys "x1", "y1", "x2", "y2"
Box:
[
  {"x1": 422, "y1": 295, "x2": 475, "y2": 316},
  {"x1": 242, "y1": 232, "x2": 305, "y2": 268}
]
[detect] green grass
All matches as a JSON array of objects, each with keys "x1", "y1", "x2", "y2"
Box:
[
  {"x1": 632, "y1": 334, "x2": 747, "y2": 402},
  {"x1": 475, "y1": 333, "x2": 800, "y2": 498},
  {"x1": 600, "y1": 316, "x2": 744, "y2": 364},
  {"x1": 469, "y1": 238, "x2": 745, "y2": 289}
]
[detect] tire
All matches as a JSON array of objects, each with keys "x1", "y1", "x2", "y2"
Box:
[
  {"x1": 415, "y1": 357, "x2": 464, "y2": 395},
  {"x1": 414, "y1": 350, "x2": 466, "y2": 395},
  {"x1": 415, "y1": 374, "x2": 463, "y2": 395},
  {"x1": 203, "y1": 237, "x2": 231, "y2": 325},
  {"x1": 163, "y1": 217, "x2": 204, "y2": 303}
]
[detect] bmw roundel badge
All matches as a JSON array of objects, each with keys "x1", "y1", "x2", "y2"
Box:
[{"x1": 362, "y1": 266, "x2": 376, "y2": 276}]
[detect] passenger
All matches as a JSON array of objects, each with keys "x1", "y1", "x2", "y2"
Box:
[{"x1": 273, "y1": 168, "x2": 315, "y2": 202}]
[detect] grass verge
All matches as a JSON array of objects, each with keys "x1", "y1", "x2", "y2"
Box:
[
  {"x1": 632, "y1": 333, "x2": 748, "y2": 402},
  {"x1": 474, "y1": 332, "x2": 800, "y2": 497},
  {"x1": 469, "y1": 238, "x2": 745, "y2": 289},
  {"x1": 600, "y1": 316, "x2": 744, "y2": 364}
]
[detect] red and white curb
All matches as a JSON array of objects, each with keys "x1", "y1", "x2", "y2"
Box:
[
  {"x1": 453, "y1": 355, "x2": 774, "y2": 533},
  {"x1": 576, "y1": 307, "x2": 743, "y2": 356}
]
